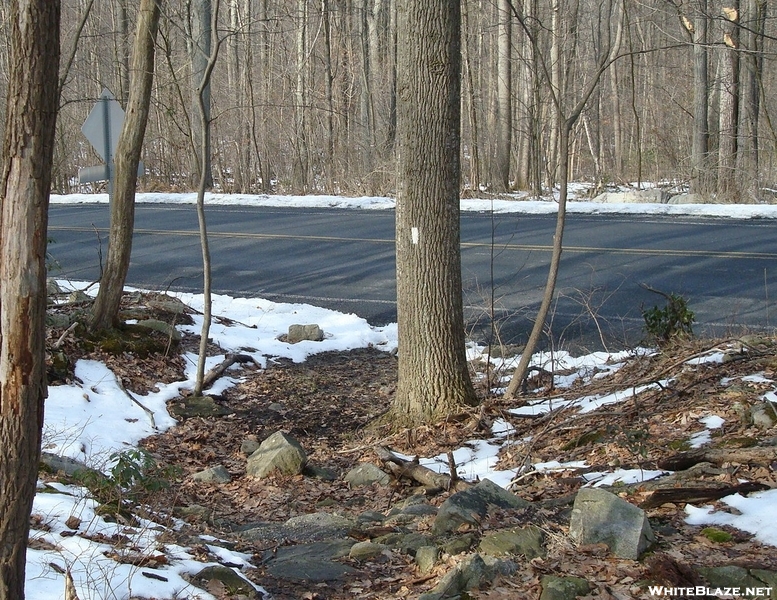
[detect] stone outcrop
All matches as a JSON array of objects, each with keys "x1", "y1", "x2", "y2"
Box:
[{"x1": 569, "y1": 487, "x2": 654, "y2": 560}]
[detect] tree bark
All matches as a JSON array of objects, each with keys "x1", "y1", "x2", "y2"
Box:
[
  {"x1": 717, "y1": 2, "x2": 739, "y2": 202},
  {"x1": 193, "y1": 0, "x2": 223, "y2": 397},
  {"x1": 494, "y1": 0, "x2": 512, "y2": 191},
  {"x1": 690, "y1": 0, "x2": 710, "y2": 196},
  {"x1": 0, "y1": 1, "x2": 60, "y2": 597},
  {"x1": 391, "y1": 0, "x2": 478, "y2": 427},
  {"x1": 90, "y1": 0, "x2": 161, "y2": 331},
  {"x1": 191, "y1": 0, "x2": 213, "y2": 189}
]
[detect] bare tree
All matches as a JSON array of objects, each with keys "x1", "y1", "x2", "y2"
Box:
[
  {"x1": 190, "y1": 0, "x2": 213, "y2": 189},
  {"x1": 90, "y1": 0, "x2": 161, "y2": 330},
  {"x1": 0, "y1": 1, "x2": 60, "y2": 597},
  {"x1": 494, "y1": 0, "x2": 512, "y2": 191},
  {"x1": 390, "y1": 0, "x2": 478, "y2": 426},
  {"x1": 505, "y1": 0, "x2": 623, "y2": 398},
  {"x1": 193, "y1": 0, "x2": 224, "y2": 397}
]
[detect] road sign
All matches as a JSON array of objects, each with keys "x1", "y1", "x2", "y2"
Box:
[
  {"x1": 81, "y1": 88, "x2": 124, "y2": 164},
  {"x1": 78, "y1": 88, "x2": 143, "y2": 190}
]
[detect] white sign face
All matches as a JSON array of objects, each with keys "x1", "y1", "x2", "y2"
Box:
[{"x1": 80, "y1": 88, "x2": 125, "y2": 163}]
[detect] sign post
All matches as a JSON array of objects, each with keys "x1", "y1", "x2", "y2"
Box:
[{"x1": 79, "y1": 88, "x2": 143, "y2": 199}]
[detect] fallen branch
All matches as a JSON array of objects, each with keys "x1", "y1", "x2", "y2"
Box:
[
  {"x1": 54, "y1": 322, "x2": 79, "y2": 349},
  {"x1": 374, "y1": 446, "x2": 470, "y2": 492},
  {"x1": 657, "y1": 447, "x2": 777, "y2": 471},
  {"x1": 202, "y1": 353, "x2": 260, "y2": 390},
  {"x1": 116, "y1": 379, "x2": 156, "y2": 430},
  {"x1": 639, "y1": 482, "x2": 769, "y2": 509}
]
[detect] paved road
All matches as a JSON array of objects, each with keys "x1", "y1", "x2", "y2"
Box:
[{"x1": 47, "y1": 203, "x2": 777, "y2": 351}]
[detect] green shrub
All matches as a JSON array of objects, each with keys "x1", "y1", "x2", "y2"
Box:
[{"x1": 642, "y1": 292, "x2": 694, "y2": 343}]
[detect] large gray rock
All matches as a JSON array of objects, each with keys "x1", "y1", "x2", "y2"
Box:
[
  {"x1": 344, "y1": 463, "x2": 391, "y2": 487},
  {"x1": 479, "y1": 525, "x2": 545, "y2": 559},
  {"x1": 191, "y1": 464, "x2": 232, "y2": 484},
  {"x1": 419, "y1": 553, "x2": 516, "y2": 600},
  {"x1": 191, "y1": 565, "x2": 261, "y2": 599},
  {"x1": 540, "y1": 575, "x2": 591, "y2": 600},
  {"x1": 287, "y1": 324, "x2": 324, "y2": 343},
  {"x1": 262, "y1": 540, "x2": 356, "y2": 582},
  {"x1": 134, "y1": 318, "x2": 181, "y2": 341},
  {"x1": 432, "y1": 478, "x2": 530, "y2": 535},
  {"x1": 569, "y1": 487, "x2": 654, "y2": 560},
  {"x1": 40, "y1": 452, "x2": 97, "y2": 478},
  {"x1": 246, "y1": 431, "x2": 307, "y2": 478}
]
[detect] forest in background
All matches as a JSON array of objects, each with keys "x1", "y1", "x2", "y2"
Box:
[{"x1": 0, "y1": 0, "x2": 774, "y2": 201}]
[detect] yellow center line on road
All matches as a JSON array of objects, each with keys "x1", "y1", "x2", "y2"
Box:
[{"x1": 48, "y1": 225, "x2": 777, "y2": 260}]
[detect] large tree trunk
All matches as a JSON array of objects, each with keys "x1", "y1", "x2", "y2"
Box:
[
  {"x1": 0, "y1": 1, "x2": 61, "y2": 597},
  {"x1": 690, "y1": 0, "x2": 710, "y2": 196},
  {"x1": 717, "y1": 2, "x2": 739, "y2": 202},
  {"x1": 737, "y1": 0, "x2": 765, "y2": 200},
  {"x1": 90, "y1": 0, "x2": 161, "y2": 331},
  {"x1": 391, "y1": 0, "x2": 478, "y2": 426},
  {"x1": 494, "y1": 0, "x2": 512, "y2": 191}
]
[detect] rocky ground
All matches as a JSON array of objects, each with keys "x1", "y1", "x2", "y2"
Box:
[{"x1": 42, "y1": 293, "x2": 777, "y2": 600}]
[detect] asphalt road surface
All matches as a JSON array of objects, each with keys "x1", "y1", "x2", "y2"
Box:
[{"x1": 48, "y1": 203, "x2": 777, "y2": 352}]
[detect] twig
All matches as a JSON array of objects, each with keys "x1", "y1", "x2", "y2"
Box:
[
  {"x1": 54, "y1": 322, "x2": 79, "y2": 349},
  {"x1": 116, "y1": 378, "x2": 156, "y2": 430},
  {"x1": 201, "y1": 353, "x2": 260, "y2": 390}
]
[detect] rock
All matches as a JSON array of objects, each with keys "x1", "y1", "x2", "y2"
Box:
[
  {"x1": 432, "y1": 478, "x2": 530, "y2": 535},
  {"x1": 267, "y1": 402, "x2": 285, "y2": 413},
  {"x1": 262, "y1": 539, "x2": 356, "y2": 582},
  {"x1": 68, "y1": 290, "x2": 91, "y2": 304},
  {"x1": 191, "y1": 464, "x2": 231, "y2": 484},
  {"x1": 539, "y1": 575, "x2": 591, "y2": 600},
  {"x1": 569, "y1": 488, "x2": 654, "y2": 560},
  {"x1": 284, "y1": 512, "x2": 354, "y2": 538},
  {"x1": 240, "y1": 436, "x2": 261, "y2": 456},
  {"x1": 237, "y1": 512, "x2": 354, "y2": 545},
  {"x1": 40, "y1": 452, "x2": 99, "y2": 478},
  {"x1": 751, "y1": 401, "x2": 777, "y2": 429},
  {"x1": 173, "y1": 504, "x2": 212, "y2": 524},
  {"x1": 192, "y1": 565, "x2": 261, "y2": 599},
  {"x1": 246, "y1": 431, "x2": 307, "y2": 478},
  {"x1": 357, "y1": 510, "x2": 386, "y2": 524},
  {"x1": 479, "y1": 525, "x2": 545, "y2": 559},
  {"x1": 47, "y1": 278, "x2": 62, "y2": 296},
  {"x1": 415, "y1": 545, "x2": 439, "y2": 574},
  {"x1": 168, "y1": 395, "x2": 232, "y2": 419},
  {"x1": 134, "y1": 318, "x2": 181, "y2": 341},
  {"x1": 303, "y1": 464, "x2": 338, "y2": 480},
  {"x1": 349, "y1": 541, "x2": 387, "y2": 561},
  {"x1": 443, "y1": 533, "x2": 477, "y2": 555},
  {"x1": 593, "y1": 189, "x2": 667, "y2": 204},
  {"x1": 344, "y1": 463, "x2": 391, "y2": 487},
  {"x1": 420, "y1": 553, "x2": 511, "y2": 600},
  {"x1": 287, "y1": 324, "x2": 324, "y2": 343},
  {"x1": 750, "y1": 569, "x2": 777, "y2": 595},
  {"x1": 373, "y1": 532, "x2": 431, "y2": 555},
  {"x1": 698, "y1": 565, "x2": 765, "y2": 592},
  {"x1": 47, "y1": 313, "x2": 73, "y2": 328},
  {"x1": 147, "y1": 297, "x2": 189, "y2": 315}
]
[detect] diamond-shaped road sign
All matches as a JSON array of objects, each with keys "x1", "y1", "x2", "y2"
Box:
[{"x1": 79, "y1": 88, "x2": 143, "y2": 185}]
